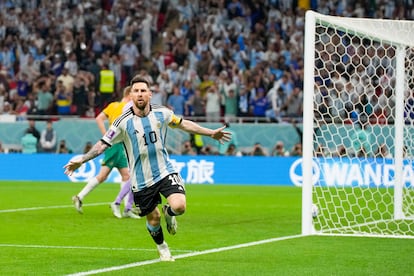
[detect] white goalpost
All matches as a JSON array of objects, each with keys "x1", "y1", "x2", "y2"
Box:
[{"x1": 302, "y1": 11, "x2": 414, "y2": 238}]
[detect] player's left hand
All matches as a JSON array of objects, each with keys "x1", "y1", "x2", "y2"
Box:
[{"x1": 211, "y1": 125, "x2": 232, "y2": 144}]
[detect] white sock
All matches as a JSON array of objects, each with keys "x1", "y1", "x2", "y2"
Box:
[{"x1": 78, "y1": 177, "x2": 100, "y2": 200}]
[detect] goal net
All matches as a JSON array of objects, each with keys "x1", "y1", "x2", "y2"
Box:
[{"x1": 302, "y1": 11, "x2": 414, "y2": 238}]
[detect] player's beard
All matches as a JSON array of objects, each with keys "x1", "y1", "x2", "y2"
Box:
[{"x1": 135, "y1": 98, "x2": 147, "y2": 110}]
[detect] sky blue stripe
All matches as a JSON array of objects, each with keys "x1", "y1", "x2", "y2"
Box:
[
  {"x1": 141, "y1": 116, "x2": 161, "y2": 183},
  {"x1": 154, "y1": 112, "x2": 176, "y2": 175},
  {"x1": 126, "y1": 119, "x2": 145, "y2": 190}
]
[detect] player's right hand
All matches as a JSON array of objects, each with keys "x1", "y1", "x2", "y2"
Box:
[{"x1": 63, "y1": 158, "x2": 83, "y2": 176}]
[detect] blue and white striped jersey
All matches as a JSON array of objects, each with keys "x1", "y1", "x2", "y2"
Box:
[{"x1": 101, "y1": 104, "x2": 183, "y2": 191}]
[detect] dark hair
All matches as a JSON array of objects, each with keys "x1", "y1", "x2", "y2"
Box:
[{"x1": 130, "y1": 75, "x2": 151, "y2": 87}]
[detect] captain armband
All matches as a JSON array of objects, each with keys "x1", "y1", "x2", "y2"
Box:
[{"x1": 168, "y1": 114, "x2": 183, "y2": 128}]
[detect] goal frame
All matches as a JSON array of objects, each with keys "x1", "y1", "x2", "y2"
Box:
[{"x1": 301, "y1": 11, "x2": 412, "y2": 237}]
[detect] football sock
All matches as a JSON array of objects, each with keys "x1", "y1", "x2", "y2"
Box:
[
  {"x1": 78, "y1": 177, "x2": 99, "y2": 200},
  {"x1": 115, "y1": 180, "x2": 130, "y2": 205},
  {"x1": 147, "y1": 222, "x2": 164, "y2": 245},
  {"x1": 166, "y1": 206, "x2": 181, "y2": 216},
  {"x1": 125, "y1": 190, "x2": 135, "y2": 211},
  {"x1": 121, "y1": 180, "x2": 128, "y2": 206}
]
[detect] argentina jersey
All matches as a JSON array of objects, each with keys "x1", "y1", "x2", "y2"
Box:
[{"x1": 102, "y1": 105, "x2": 182, "y2": 191}]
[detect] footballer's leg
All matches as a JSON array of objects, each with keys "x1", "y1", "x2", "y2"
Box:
[
  {"x1": 147, "y1": 208, "x2": 174, "y2": 262},
  {"x1": 161, "y1": 173, "x2": 186, "y2": 235},
  {"x1": 163, "y1": 193, "x2": 186, "y2": 235},
  {"x1": 72, "y1": 166, "x2": 110, "y2": 214}
]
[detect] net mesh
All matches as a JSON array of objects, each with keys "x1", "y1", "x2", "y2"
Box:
[{"x1": 311, "y1": 18, "x2": 414, "y2": 237}]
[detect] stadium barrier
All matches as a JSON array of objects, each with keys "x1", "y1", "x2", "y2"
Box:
[
  {"x1": 0, "y1": 120, "x2": 302, "y2": 154},
  {"x1": 1, "y1": 154, "x2": 412, "y2": 187},
  {"x1": 0, "y1": 154, "x2": 299, "y2": 185}
]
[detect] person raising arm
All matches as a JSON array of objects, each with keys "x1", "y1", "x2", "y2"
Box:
[{"x1": 64, "y1": 75, "x2": 231, "y2": 262}]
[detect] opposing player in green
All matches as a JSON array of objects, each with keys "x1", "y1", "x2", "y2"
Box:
[{"x1": 72, "y1": 86, "x2": 139, "y2": 219}]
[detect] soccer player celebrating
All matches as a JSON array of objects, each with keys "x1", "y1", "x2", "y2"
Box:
[{"x1": 64, "y1": 75, "x2": 231, "y2": 261}]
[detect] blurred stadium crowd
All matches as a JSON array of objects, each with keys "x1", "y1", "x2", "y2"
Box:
[{"x1": 0, "y1": 0, "x2": 413, "y2": 124}]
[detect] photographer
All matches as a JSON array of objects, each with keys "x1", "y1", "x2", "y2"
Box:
[
  {"x1": 56, "y1": 139, "x2": 72, "y2": 154},
  {"x1": 181, "y1": 140, "x2": 196, "y2": 156},
  {"x1": 250, "y1": 142, "x2": 267, "y2": 156}
]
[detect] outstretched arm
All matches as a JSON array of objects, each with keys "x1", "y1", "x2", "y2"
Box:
[
  {"x1": 63, "y1": 140, "x2": 109, "y2": 175},
  {"x1": 177, "y1": 119, "x2": 232, "y2": 144}
]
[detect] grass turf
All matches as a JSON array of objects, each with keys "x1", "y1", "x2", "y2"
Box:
[{"x1": 0, "y1": 181, "x2": 412, "y2": 275}]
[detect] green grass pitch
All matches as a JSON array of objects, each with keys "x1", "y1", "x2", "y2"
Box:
[{"x1": 0, "y1": 181, "x2": 412, "y2": 275}]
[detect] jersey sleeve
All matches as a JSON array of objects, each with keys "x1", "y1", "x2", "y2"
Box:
[
  {"x1": 123, "y1": 101, "x2": 133, "y2": 112},
  {"x1": 165, "y1": 108, "x2": 182, "y2": 128},
  {"x1": 168, "y1": 113, "x2": 182, "y2": 128},
  {"x1": 101, "y1": 122, "x2": 123, "y2": 146}
]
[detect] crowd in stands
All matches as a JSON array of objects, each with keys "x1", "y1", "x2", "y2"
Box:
[
  {"x1": 0, "y1": 0, "x2": 409, "y2": 123},
  {"x1": 0, "y1": 0, "x2": 413, "y2": 154}
]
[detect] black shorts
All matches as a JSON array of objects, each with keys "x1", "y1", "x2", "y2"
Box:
[{"x1": 133, "y1": 173, "x2": 186, "y2": 216}]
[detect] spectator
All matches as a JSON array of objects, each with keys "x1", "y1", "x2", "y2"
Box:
[
  {"x1": 2, "y1": 101, "x2": 13, "y2": 115},
  {"x1": 16, "y1": 73, "x2": 30, "y2": 99},
  {"x1": 332, "y1": 144, "x2": 348, "y2": 157},
  {"x1": 83, "y1": 141, "x2": 93, "y2": 153},
  {"x1": 64, "y1": 52, "x2": 79, "y2": 77},
  {"x1": 12, "y1": 97, "x2": 30, "y2": 120},
  {"x1": 157, "y1": 71, "x2": 174, "y2": 98},
  {"x1": 150, "y1": 83, "x2": 167, "y2": 106},
  {"x1": 315, "y1": 144, "x2": 327, "y2": 157},
  {"x1": 19, "y1": 54, "x2": 40, "y2": 84},
  {"x1": 283, "y1": 86, "x2": 303, "y2": 118},
  {"x1": 26, "y1": 93, "x2": 38, "y2": 116},
  {"x1": 249, "y1": 88, "x2": 269, "y2": 118},
  {"x1": 180, "y1": 80, "x2": 194, "y2": 116},
  {"x1": 188, "y1": 88, "x2": 205, "y2": 117},
  {"x1": 0, "y1": 140, "x2": 4, "y2": 153},
  {"x1": 40, "y1": 121, "x2": 57, "y2": 153},
  {"x1": 25, "y1": 120, "x2": 41, "y2": 142},
  {"x1": 167, "y1": 85, "x2": 186, "y2": 116},
  {"x1": 205, "y1": 85, "x2": 221, "y2": 122},
  {"x1": 200, "y1": 144, "x2": 216, "y2": 155},
  {"x1": 109, "y1": 53, "x2": 123, "y2": 93},
  {"x1": 218, "y1": 124, "x2": 238, "y2": 156},
  {"x1": 351, "y1": 122, "x2": 373, "y2": 157},
  {"x1": 56, "y1": 140, "x2": 72, "y2": 154},
  {"x1": 51, "y1": 53, "x2": 65, "y2": 77},
  {"x1": 266, "y1": 86, "x2": 286, "y2": 122},
  {"x1": 271, "y1": 141, "x2": 290, "y2": 156},
  {"x1": 166, "y1": 62, "x2": 183, "y2": 86},
  {"x1": 190, "y1": 133, "x2": 204, "y2": 154},
  {"x1": 21, "y1": 129, "x2": 38, "y2": 154},
  {"x1": 222, "y1": 88, "x2": 238, "y2": 123},
  {"x1": 251, "y1": 142, "x2": 267, "y2": 156},
  {"x1": 98, "y1": 63, "x2": 116, "y2": 109},
  {"x1": 237, "y1": 86, "x2": 250, "y2": 118},
  {"x1": 225, "y1": 143, "x2": 242, "y2": 156},
  {"x1": 71, "y1": 74, "x2": 89, "y2": 116},
  {"x1": 198, "y1": 73, "x2": 214, "y2": 96},
  {"x1": 57, "y1": 67, "x2": 75, "y2": 94},
  {"x1": 54, "y1": 81, "x2": 71, "y2": 115},
  {"x1": 181, "y1": 140, "x2": 196, "y2": 155},
  {"x1": 290, "y1": 142, "x2": 303, "y2": 157},
  {"x1": 34, "y1": 80, "x2": 54, "y2": 116},
  {"x1": 118, "y1": 36, "x2": 140, "y2": 85}
]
